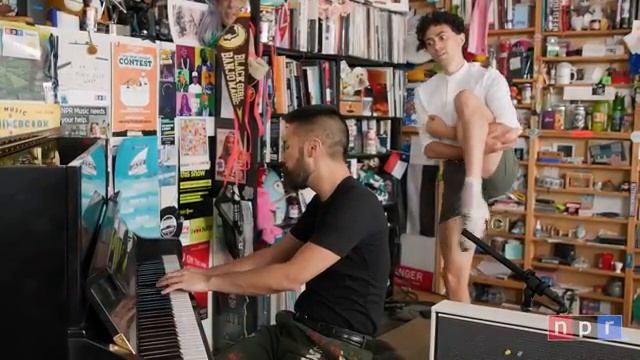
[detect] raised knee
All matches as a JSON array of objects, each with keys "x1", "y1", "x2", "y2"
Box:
[{"x1": 454, "y1": 90, "x2": 478, "y2": 121}]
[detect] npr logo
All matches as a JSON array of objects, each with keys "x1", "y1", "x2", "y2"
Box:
[{"x1": 548, "y1": 315, "x2": 622, "y2": 341}]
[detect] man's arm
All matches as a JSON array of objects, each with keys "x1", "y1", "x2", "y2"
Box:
[
  {"x1": 424, "y1": 141, "x2": 463, "y2": 160},
  {"x1": 158, "y1": 242, "x2": 340, "y2": 295},
  {"x1": 207, "y1": 233, "x2": 304, "y2": 276}
]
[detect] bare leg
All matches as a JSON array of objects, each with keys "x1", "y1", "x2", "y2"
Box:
[
  {"x1": 454, "y1": 90, "x2": 503, "y2": 242},
  {"x1": 439, "y1": 217, "x2": 474, "y2": 302},
  {"x1": 454, "y1": 90, "x2": 504, "y2": 179}
]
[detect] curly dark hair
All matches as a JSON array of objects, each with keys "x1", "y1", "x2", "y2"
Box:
[{"x1": 416, "y1": 11, "x2": 465, "y2": 51}]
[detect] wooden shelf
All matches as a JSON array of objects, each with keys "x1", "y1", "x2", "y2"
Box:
[
  {"x1": 541, "y1": 55, "x2": 628, "y2": 63},
  {"x1": 549, "y1": 83, "x2": 633, "y2": 89},
  {"x1": 511, "y1": 78, "x2": 534, "y2": 84},
  {"x1": 532, "y1": 262, "x2": 626, "y2": 278},
  {"x1": 531, "y1": 237, "x2": 627, "y2": 250},
  {"x1": 490, "y1": 208, "x2": 526, "y2": 215},
  {"x1": 534, "y1": 187, "x2": 629, "y2": 198},
  {"x1": 469, "y1": 274, "x2": 524, "y2": 289},
  {"x1": 488, "y1": 28, "x2": 534, "y2": 36},
  {"x1": 401, "y1": 126, "x2": 419, "y2": 135},
  {"x1": 516, "y1": 103, "x2": 532, "y2": 109},
  {"x1": 474, "y1": 253, "x2": 524, "y2": 265},
  {"x1": 543, "y1": 29, "x2": 630, "y2": 37},
  {"x1": 578, "y1": 291, "x2": 625, "y2": 303},
  {"x1": 487, "y1": 232, "x2": 525, "y2": 240},
  {"x1": 535, "y1": 162, "x2": 631, "y2": 170},
  {"x1": 534, "y1": 130, "x2": 631, "y2": 140},
  {"x1": 534, "y1": 212, "x2": 628, "y2": 224}
]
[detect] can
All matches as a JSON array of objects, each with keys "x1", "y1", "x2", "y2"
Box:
[
  {"x1": 553, "y1": 105, "x2": 566, "y2": 130},
  {"x1": 572, "y1": 105, "x2": 586, "y2": 129},
  {"x1": 520, "y1": 84, "x2": 532, "y2": 104}
]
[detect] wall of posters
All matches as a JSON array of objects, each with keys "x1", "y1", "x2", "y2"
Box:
[{"x1": 112, "y1": 42, "x2": 158, "y2": 135}]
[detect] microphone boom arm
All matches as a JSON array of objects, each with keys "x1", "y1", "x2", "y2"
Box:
[{"x1": 461, "y1": 229, "x2": 569, "y2": 314}]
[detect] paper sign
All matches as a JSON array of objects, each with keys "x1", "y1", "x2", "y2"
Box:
[{"x1": 0, "y1": 102, "x2": 60, "y2": 138}]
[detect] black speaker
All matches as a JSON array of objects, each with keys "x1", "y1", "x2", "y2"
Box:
[{"x1": 553, "y1": 243, "x2": 577, "y2": 265}]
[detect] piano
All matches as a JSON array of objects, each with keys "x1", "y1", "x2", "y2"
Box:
[{"x1": 0, "y1": 135, "x2": 212, "y2": 359}]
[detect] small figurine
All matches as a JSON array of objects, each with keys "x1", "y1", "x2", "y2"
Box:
[{"x1": 81, "y1": 0, "x2": 98, "y2": 32}]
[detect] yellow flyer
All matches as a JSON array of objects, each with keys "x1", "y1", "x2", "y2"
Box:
[
  {"x1": 0, "y1": 102, "x2": 61, "y2": 138},
  {"x1": 112, "y1": 42, "x2": 158, "y2": 134}
]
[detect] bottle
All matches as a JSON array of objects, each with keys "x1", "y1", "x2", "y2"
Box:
[
  {"x1": 610, "y1": 93, "x2": 624, "y2": 132},
  {"x1": 592, "y1": 100, "x2": 609, "y2": 131}
]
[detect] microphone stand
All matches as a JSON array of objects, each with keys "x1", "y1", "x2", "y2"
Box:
[{"x1": 461, "y1": 229, "x2": 569, "y2": 315}]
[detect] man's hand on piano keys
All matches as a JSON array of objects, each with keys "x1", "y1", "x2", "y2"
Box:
[{"x1": 156, "y1": 268, "x2": 211, "y2": 295}]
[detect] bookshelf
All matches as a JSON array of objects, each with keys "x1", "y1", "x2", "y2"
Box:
[
  {"x1": 258, "y1": 0, "x2": 411, "y2": 310},
  {"x1": 404, "y1": 0, "x2": 640, "y2": 326}
]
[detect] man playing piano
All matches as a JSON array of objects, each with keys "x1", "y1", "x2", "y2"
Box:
[{"x1": 158, "y1": 105, "x2": 399, "y2": 359}]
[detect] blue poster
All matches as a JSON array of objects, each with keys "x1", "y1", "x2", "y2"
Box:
[
  {"x1": 115, "y1": 136, "x2": 160, "y2": 238},
  {"x1": 80, "y1": 141, "x2": 107, "y2": 213}
]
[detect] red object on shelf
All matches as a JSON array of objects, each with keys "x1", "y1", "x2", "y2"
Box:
[{"x1": 498, "y1": 40, "x2": 511, "y2": 77}]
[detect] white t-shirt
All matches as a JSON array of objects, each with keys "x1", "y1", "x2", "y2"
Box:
[{"x1": 414, "y1": 62, "x2": 521, "y2": 157}]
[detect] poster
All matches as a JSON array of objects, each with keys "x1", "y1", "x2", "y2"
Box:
[
  {"x1": 175, "y1": 45, "x2": 215, "y2": 117},
  {"x1": 159, "y1": 116, "x2": 181, "y2": 239},
  {"x1": 179, "y1": 117, "x2": 210, "y2": 170},
  {"x1": 182, "y1": 241, "x2": 211, "y2": 314},
  {"x1": 0, "y1": 102, "x2": 60, "y2": 138},
  {"x1": 56, "y1": 30, "x2": 110, "y2": 108},
  {"x1": 217, "y1": 16, "x2": 250, "y2": 122},
  {"x1": 114, "y1": 136, "x2": 160, "y2": 238},
  {"x1": 215, "y1": 128, "x2": 249, "y2": 184},
  {"x1": 159, "y1": 43, "x2": 177, "y2": 119},
  {"x1": 179, "y1": 168, "x2": 213, "y2": 220},
  {"x1": 79, "y1": 141, "x2": 108, "y2": 213},
  {"x1": 112, "y1": 42, "x2": 158, "y2": 134},
  {"x1": 60, "y1": 106, "x2": 108, "y2": 137},
  {"x1": 167, "y1": 0, "x2": 209, "y2": 47},
  {"x1": 0, "y1": 21, "x2": 54, "y2": 102}
]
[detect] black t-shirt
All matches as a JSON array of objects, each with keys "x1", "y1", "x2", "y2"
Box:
[{"x1": 290, "y1": 176, "x2": 390, "y2": 336}]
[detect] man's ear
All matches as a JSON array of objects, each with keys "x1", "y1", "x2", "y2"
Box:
[{"x1": 458, "y1": 32, "x2": 466, "y2": 47}]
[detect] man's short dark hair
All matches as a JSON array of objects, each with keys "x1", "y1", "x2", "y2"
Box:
[
  {"x1": 416, "y1": 11, "x2": 465, "y2": 51},
  {"x1": 283, "y1": 105, "x2": 348, "y2": 161}
]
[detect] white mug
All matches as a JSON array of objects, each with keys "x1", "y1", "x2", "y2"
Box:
[
  {"x1": 556, "y1": 62, "x2": 577, "y2": 85},
  {"x1": 614, "y1": 261, "x2": 623, "y2": 273}
]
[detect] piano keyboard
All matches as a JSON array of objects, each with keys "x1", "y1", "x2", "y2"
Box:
[{"x1": 136, "y1": 255, "x2": 210, "y2": 360}]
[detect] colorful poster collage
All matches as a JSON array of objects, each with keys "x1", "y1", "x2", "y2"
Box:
[{"x1": 175, "y1": 45, "x2": 215, "y2": 117}]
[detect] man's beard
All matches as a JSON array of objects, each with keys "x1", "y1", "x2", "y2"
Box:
[{"x1": 282, "y1": 159, "x2": 310, "y2": 192}]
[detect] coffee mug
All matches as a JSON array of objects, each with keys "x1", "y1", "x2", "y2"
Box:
[{"x1": 556, "y1": 62, "x2": 577, "y2": 85}]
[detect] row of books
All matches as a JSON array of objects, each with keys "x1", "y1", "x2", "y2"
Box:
[
  {"x1": 259, "y1": 0, "x2": 406, "y2": 64},
  {"x1": 268, "y1": 55, "x2": 339, "y2": 114},
  {"x1": 267, "y1": 55, "x2": 405, "y2": 118},
  {"x1": 266, "y1": 117, "x2": 393, "y2": 164}
]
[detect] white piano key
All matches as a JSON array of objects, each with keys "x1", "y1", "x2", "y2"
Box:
[{"x1": 162, "y1": 255, "x2": 210, "y2": 360}]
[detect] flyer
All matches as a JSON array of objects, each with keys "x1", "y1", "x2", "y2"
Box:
[
  {"x1": 179, "y1": 117, "x2": 210, "y2": 170},
  {"x1": 112, "y1": 42, "x2": 158, "y2": 134},
  {"x1": 56, "y1": 30, "x2": 111, "y2": 108},
  {"x1": 114, "y1": 136, "x2": 160, "y2": 238},
  {"x1": 0, "y1": 102, "x2": 60, "y2": 138},
  {"x1": 0, "y1": 21, "x2": 54, "y2": 102},
  {"x1": 60, "y1": 105, "x2": 108, "y2": 137},
  {"x1": 215, "y1": 128, "x2": 249, "y2": 184}
]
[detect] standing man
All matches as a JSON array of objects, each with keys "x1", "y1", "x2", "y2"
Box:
[
  {"x1": 158, "y1": 105, "x2": 398, "y2": 359},
  {"x1": 415, "y1": 12, "x2": 522, "y2": 302}
]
